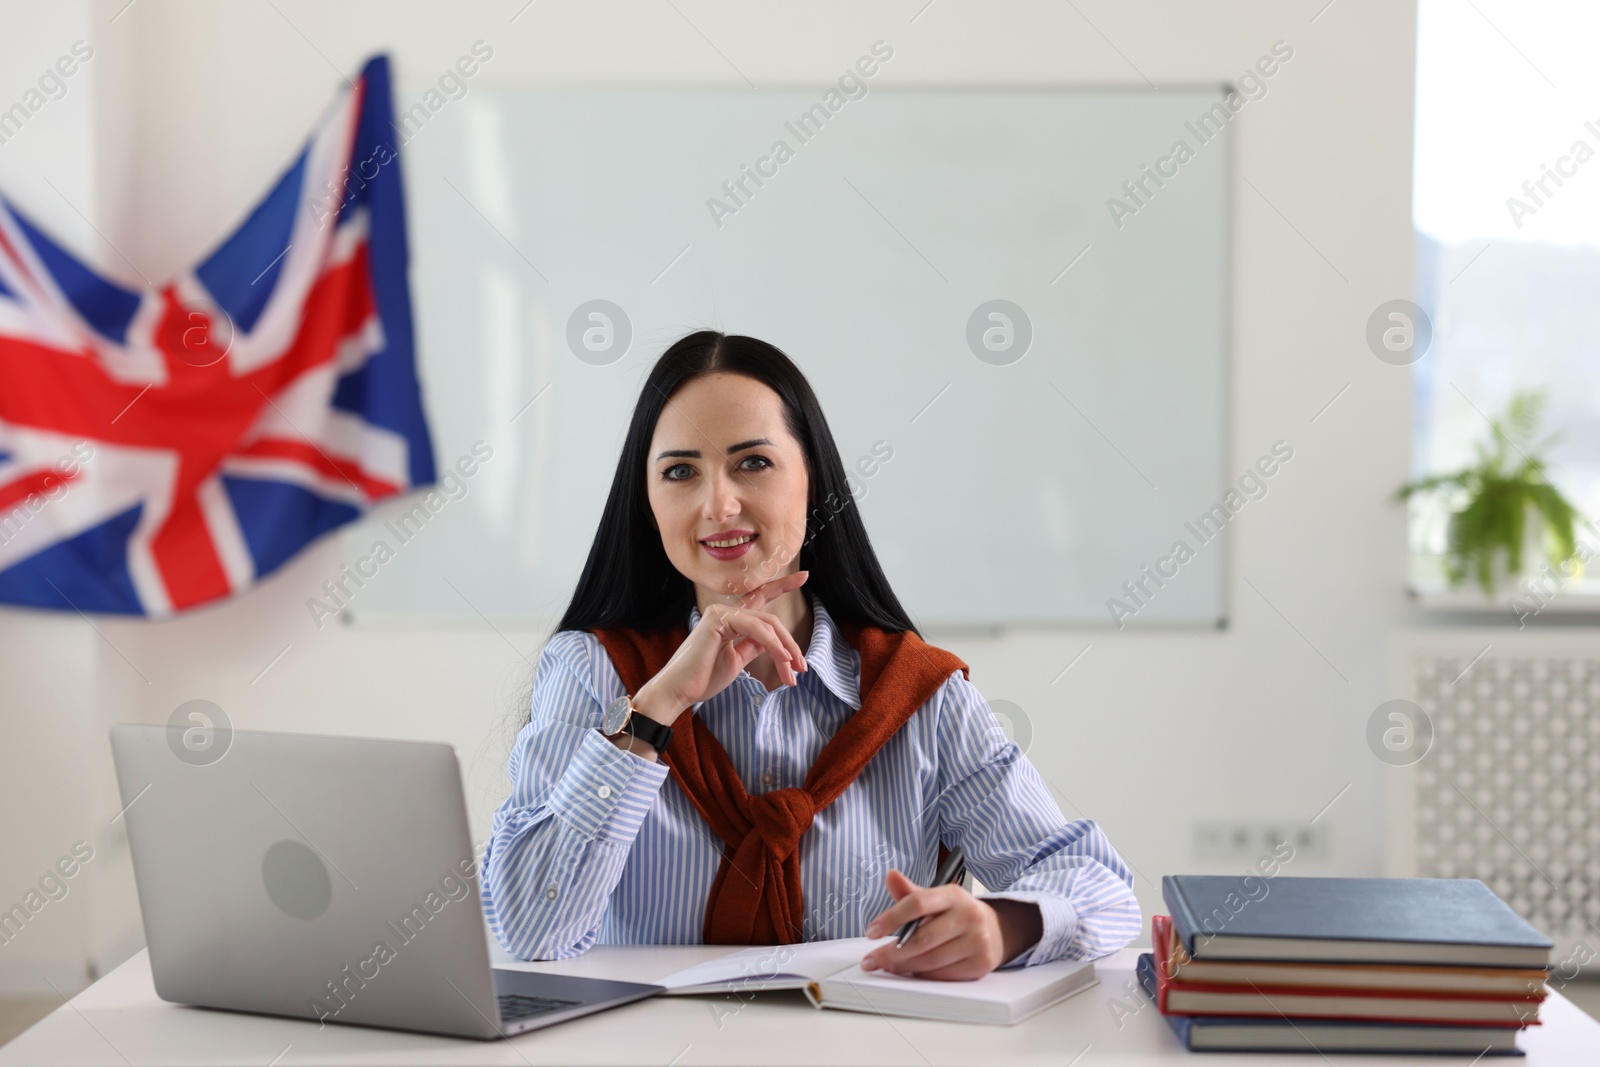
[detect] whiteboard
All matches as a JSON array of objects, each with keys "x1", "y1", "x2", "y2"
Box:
[{"x1": 338, "y1": 86, "x2": 1231, "y2": 628}]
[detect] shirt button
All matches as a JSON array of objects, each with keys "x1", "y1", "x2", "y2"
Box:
[
  {"x1": 545, "y1": 886, "x2": 558, "y2": 900},
  {"x1": 597, "y1": 785, "x2": 612, "y2": 799},
  {"x1": 760, "y1": 771, "x2": 775, "y2": 786}
]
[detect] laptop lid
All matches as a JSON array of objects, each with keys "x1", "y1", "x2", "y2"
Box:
[{"x1": 110, "y1": 723, "x2": 506, "y2": 1039}]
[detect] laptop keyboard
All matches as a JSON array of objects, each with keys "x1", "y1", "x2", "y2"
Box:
[{"x1": 498, "y1": 993, "x2": 582, "y2": 1023}]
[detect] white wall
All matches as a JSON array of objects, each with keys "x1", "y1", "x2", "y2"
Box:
[
  {"x1": 0, "y1": 0, "x2": 106, "y2": 991},
  {"x1": 0, "y1": 0, "x2": 1436, "y2": 989}
]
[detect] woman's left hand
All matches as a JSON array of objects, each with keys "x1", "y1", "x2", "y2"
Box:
[{"x1": 860, "y1": 869, "x2": 1042, "y2": 980}]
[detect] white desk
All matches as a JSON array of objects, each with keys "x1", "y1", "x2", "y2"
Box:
[{"x1": 4, "y1": 946, "x2": 1598, "y2": 1065}]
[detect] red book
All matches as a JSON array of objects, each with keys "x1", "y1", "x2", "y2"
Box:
[{"x1": 1149, "y1": 915, "x2": 1542, "y2": 1029}]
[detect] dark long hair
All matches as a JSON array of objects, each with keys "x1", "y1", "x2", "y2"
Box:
[{"x1": 516, "y1": 330, "x2": 919, "y2": 725}]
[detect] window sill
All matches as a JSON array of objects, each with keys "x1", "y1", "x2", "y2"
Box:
[{"x1": 1406, "y1": 584, "x2": 1600, "y2": 617}]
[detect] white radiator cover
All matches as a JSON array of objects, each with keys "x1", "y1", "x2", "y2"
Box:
[{"x1": 1388, "y1": 632, "x2": 1600, "y2": 974}]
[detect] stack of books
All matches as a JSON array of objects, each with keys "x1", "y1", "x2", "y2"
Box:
[{"x1": 1138, "y1": 876, "x2": 1553, "y2": 1055}]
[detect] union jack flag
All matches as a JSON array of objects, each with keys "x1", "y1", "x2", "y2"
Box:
[{"x1": 0, "y1": 55, "x2": 434, "y2": 616}]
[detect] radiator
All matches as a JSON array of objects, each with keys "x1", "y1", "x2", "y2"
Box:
[{"x1": 1390, "y1": 635, "x2": 1600, "y2": 974}]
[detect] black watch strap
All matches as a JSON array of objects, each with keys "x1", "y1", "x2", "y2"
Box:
[{"x1": 623, "y1": 712, "x2": 673, "y2": 754}]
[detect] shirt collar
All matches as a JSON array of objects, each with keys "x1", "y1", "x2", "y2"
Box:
[{"x1": 688, "y1": 592, "x2": 861, "y2": 710}]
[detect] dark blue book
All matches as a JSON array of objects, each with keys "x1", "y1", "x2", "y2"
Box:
[
  {"x1": 1136, "y1": 953, "x2": 1524, "y2": 1055},
  {"x1": 1163, "y1": 876, "x2": 1552, "y2": 968}
]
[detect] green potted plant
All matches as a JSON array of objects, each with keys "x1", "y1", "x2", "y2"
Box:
[{"x1": 1396, "y1": 389, "x2": 1581, "y2": 598}]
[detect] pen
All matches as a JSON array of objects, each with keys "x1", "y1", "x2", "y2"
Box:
[{"x1": 893, "y1": 846, "x2": 966, "y2": 948}]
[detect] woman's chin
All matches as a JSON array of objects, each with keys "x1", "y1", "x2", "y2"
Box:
[{"x1": 682, "y1": 553, "x2": 783, "y2": 598}]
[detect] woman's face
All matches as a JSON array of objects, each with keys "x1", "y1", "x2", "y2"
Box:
[{"x1": 646, "y1": 372, "x2": 810, "y2": 606}]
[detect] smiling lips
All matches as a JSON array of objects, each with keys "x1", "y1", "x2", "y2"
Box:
[{"x1": 701, "y1": 530, "x2": 757, "y2": 560}]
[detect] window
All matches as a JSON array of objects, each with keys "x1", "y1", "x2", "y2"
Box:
[{"x1": 1410, "y1": 0, "x2": 1600, "y2": 599}]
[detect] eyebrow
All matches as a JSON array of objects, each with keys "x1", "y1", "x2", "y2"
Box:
[{"x1": 655, "y1": 438, "x2": 774, "y2": 462}]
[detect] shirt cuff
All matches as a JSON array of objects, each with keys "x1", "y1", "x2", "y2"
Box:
[
  {"x1": 545, "y1": 728, "x2": 671, "y2": 843},
  {"x1": 980, "y1": 891, "x2": 1079, "y2": 969}
]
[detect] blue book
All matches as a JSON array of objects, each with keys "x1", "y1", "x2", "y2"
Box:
[
  {"x1": 1136, "y1": 953, "x2": 1524, "y2": 1055},
  {"x1": 1163, "y1": 876, "x2": 1552, "y2": 968}
]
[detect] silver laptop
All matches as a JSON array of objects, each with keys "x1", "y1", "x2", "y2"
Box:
[{"x1": 109, "y1": 723, "x2": 661, "y2": 1039}]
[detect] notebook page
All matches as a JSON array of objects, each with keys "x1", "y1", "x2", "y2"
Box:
[{"x1": 657, "y1": 937, "x2": 885, "y2": 992}]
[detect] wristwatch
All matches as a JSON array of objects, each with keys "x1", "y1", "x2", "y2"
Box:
[{"x1": 600, "y1": 694, "x2": 674, "y2": 754}]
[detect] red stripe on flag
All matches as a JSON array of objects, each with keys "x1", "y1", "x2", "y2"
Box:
[
  {"x1": 231, "y1": 438, "x2": 401, "y2": 500},
  {"x1": 0, "y1": 467, "x2": 78, "y2": 514},
  {"x1": 149, "y1": 492, "x2": 233, "y2": 608}
]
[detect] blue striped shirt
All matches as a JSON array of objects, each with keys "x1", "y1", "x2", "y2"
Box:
[{"x1": 481, "y1": 594, "x2": 1141, "y2": 968}]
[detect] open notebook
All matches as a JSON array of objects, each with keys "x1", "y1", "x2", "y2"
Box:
[{"x1": 656, "y1": 937, "x2": 1099, "y2": 1025}]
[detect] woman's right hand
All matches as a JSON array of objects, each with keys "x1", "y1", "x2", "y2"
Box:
[{"x1": 634, "y1": 570, "x2": 811, "y2": 725}]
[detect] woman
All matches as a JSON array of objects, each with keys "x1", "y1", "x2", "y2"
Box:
[{"x1": 482, "y1": 331, "x2": 1140, "y2": 980}]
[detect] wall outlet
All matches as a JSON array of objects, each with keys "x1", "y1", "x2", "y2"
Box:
[{"x1": 1192, "y1": 821, "x2": 1328, "y2": 862}]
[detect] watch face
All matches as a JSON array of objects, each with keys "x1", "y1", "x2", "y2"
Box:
[{"x1": 601, "y1": 695, "x2": 632, "y2": 735}]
